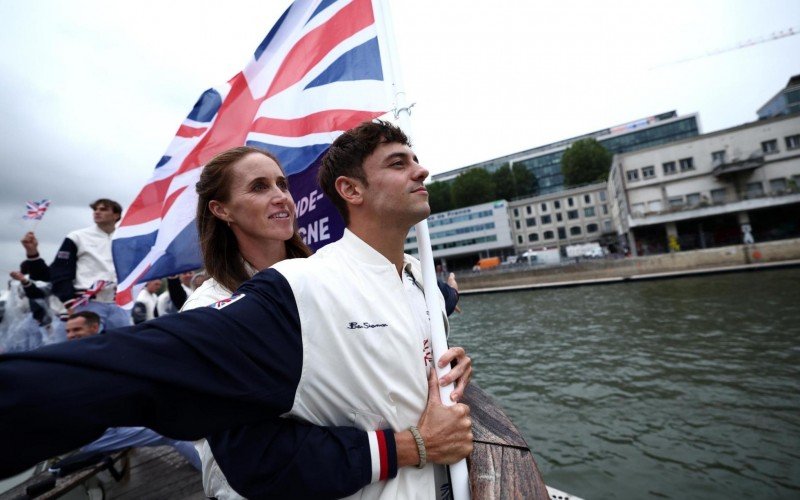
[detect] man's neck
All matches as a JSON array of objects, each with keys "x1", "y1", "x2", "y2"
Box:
[
  {"x1": 97, "y1": 222, "x2": 116, "y2": 235},
  {"x1": 348, "y1": 220, "x2": 411, "y2": 276}
]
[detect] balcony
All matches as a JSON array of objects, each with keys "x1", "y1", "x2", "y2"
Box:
[{"x1": 712, "y1": 149, "x2": 764, "y2": 178}]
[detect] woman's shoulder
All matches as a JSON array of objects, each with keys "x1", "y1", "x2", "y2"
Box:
[{"x1": 180, "y1": 278, "x2": 232, "y2": 311}]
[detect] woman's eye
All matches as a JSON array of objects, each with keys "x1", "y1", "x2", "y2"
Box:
[
  {"x1": 278, "y1": 180, "x2": 289, "y2": 190},
  {"x1": 253, "y1": 182, "x2": 267, "y2": 191}
]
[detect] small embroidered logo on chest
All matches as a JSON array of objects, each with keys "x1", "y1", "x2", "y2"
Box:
[{"x1": 346, "y1": 321, "x2": 389, "y2": 330}]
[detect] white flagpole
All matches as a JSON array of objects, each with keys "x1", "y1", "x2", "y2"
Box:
[{"x1": 374, "y1": 1, "x2": 471, "y2": 498}]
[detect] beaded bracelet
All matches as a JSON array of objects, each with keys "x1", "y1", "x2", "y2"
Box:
[{"x1": 408, "y1": 425, "x2": 427, "y2": 469}]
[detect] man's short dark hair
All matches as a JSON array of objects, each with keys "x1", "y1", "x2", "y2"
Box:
[
  {"x1": 67, "y1": 311, "x2": 101, "y2": 329},
  {"x1": 318, "y1": 120, "x2": 410, "y2": 224},
  {"x1": 90, "y1": 199, "x2": 123, "y2": 221}
]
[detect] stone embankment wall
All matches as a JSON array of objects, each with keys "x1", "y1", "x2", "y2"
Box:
[{"x1": 456, "y1": 238, "x2": 800, "y2": 291}]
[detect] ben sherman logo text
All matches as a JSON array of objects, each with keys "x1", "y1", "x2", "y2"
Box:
[{"x1": 347, "y1": 321, "x2": 389, "y2": 330}]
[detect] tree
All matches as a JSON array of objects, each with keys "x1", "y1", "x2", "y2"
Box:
[
  {"x1": 426, "y1": 180, "x2": 453, "y2": 214},
  {"x1": 512, "y1": 163, "x2": 539, "y2": 197},
  {"x1": 492, "y1": 163, "x2": 539, "y2": 201},
  {"x1": 561, "y1": 138, "x2": 612, "y2": 187},
  {"x1": 451, "y1": 168, "x2": 496, "y2": 207}
]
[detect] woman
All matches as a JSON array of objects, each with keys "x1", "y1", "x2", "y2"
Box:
[{"x1": 184, "y1": 146, "x2": 470, "y2": 499}]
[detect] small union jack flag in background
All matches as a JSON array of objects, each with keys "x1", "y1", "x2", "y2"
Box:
[
  {"x1": 23, "y1": 199, "x2": 51, "y2": 220},
  {"x1": 71, "y1": 280, "x2": 111, "y2": 309}
]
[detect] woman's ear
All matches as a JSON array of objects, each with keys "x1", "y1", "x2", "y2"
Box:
[
  {"x1": 208, "y1": 200, "x2": 230, "y2": 222},
  {"x1": 334, "y1": 176, "x2": 364, "y2": 207}
]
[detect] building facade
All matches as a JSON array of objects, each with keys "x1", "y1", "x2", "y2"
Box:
[
  {"x1": 757, "y1": 74, "x2": 800, "y2": 120},
  {"x1": 609, "y1": 112, "x2": 800, "y2": 255},
  {"x1": 431, "y1": 111, "x2": 699, "y2": 195},
  {"x1": 507, "y1": 183, "x2": 614, "y2": 254},
  {"x1": 404, "y1": 200, "x2": 515, "y2": 270}
]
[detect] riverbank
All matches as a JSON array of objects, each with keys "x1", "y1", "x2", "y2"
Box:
[{"x1": 456, "y1": 238, "x2": 800, "y2": 295}]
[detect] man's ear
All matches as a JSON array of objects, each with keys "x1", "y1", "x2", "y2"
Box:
[
  {"x1": 208, "y1": 200, "x2": 230, "y2": 222},
  {"x1": 334, "y1": 176, "x2": 364, "y2": 207}
]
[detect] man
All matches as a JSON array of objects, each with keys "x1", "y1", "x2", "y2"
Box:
[
  {"x1": 132, "y1": 279, "x2": 161, "y2": 323},
  {"x1": 21, "y1": 199, "x2": 131, "y2": 331},
  {"x1": 65, "y1": 311, "x2": 102, "y2": 341},
  {"x1": 0, "y1": 121, "x2": 472, "y2": 498}
]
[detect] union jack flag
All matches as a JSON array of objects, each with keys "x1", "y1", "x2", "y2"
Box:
[
  {"x1": 112, "y1": 0, "x2": 396, "y2": 308},
  {"x1": 71, "y1": 280, "x2": 111, "y2": 309},
  {"x1": 23, "y1": 199, "x2": 51, "y2": 220}
]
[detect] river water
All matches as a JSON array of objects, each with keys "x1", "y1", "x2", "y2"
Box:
[{"x1": 450, "y1": 267, "x2": 800, "y2": 500}]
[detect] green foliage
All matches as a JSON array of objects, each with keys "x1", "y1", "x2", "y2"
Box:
[
  {"x1": 561, "y1": 138, "x2": 612, "y2": 187},
  {"x1": 452, "y1": 168, "x2": 496, "y2": 207},
  {"x1": 492, "y1": 163, "x2": 540, "y2": 201},
  {"x1": 426, "y1": 180, "x2": 453, "y2": 214}
]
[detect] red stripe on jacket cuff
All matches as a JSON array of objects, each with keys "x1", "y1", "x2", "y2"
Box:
[{"x1": 377, "y1": 429, "x2": 397, "y2": 481}]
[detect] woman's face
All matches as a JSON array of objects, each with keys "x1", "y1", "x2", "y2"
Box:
[{"x1": 217, "y1": 153, "x2": 297, "y2": 247}]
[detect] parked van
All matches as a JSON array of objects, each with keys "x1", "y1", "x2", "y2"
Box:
[{"x1": 475, "y1": 257, "x2": 501, "y2": 270}]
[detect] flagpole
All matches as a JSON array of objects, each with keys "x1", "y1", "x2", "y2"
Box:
[{"x1": 374, "y1": 1, "x2": 471, "y2": 498}]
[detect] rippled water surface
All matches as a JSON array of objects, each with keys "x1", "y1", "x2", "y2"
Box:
[{"x1": 450, "y1": 268, "x2": 800, "y2": 499}]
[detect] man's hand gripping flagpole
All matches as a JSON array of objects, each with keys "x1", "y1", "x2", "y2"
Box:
[{"x1": 374, "y1": 2, "x2": 471, "y2": 497}]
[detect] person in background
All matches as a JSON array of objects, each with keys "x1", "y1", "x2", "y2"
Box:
[
  {"x1": 132, "y1": 280, "x2": 161, "y2": 324},
  {"x1": 65, "y1": 311, "x2": 102, "y2": 341},
  {"x1": 20, "y1": 200, "x2": 131, "y2": 332},
  {"x1": 157, "y1": 271, "x2": 195, "y2": 315}
]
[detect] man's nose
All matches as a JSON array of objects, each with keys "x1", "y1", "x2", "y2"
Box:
[{"x1": 412, "y1": 163, "x2": 429, "y2": 182}]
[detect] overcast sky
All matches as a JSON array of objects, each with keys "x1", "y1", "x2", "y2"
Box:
[{"x1": 0, "y1": 0, "x2": 798, "y2": 277}]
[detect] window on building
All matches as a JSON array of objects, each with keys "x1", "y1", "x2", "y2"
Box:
[
  {"x1": 526, "y1": 205, "x2": 532, "y2": 215},
  {"x1": 761, "y1": 139, "x2": 778, "y2": 155},
  {"x1": 626, "y1": 169, "x2": 640, "y2": 182},
  {"x1": 584, "y1": 194, "x2": 591, "y2": 204},
  {"x1": 557, "y1": 227, "x2": 567, "y2": 240},
  {"x1": 584, "y1": 207, "x2": 596, "y2": 217},
  {"x1": 786, "y1": 135, "x2": 800, "y2": 150},
  {"x1": 631, "y1": 203, "x2": 645, "y2": 216},
  {"x1": 540, "y1": 202, "x2": 548, "y2": 212},
  {"x1": 515, "y1": 220, "x2": 521, "y2": 230},
  {"x1": 554, "y1": 200, "x2": 561, "y2": 209},
  {"x1": 745, "y1": 182, "x2": 764, "y2": 198},
  {"x1": 679, "y1": 158, "x2": 695, "y2": 172},
  {"x1": 556, "y1": 212, "x2": 563, "y2": 222},
  {"x1": 587, "y1": 223, "x2": 599, "y2": 233},
  {"x1": 668, "y1": 196, "x2": 683, "y2": 208},
  {"x1": 711, "y1": 150, "x2": 726, "y2": 165},
  {"x1": 526, "y1": 217, "x2": 536, "y2": 226},
  {"x1": 602, "y1": 204, "x2": 608, "y2": 215},
  {"x1": 541, "y1": 214, "x2": 552, "y2": 224},
  {"x1": 567, "y1": 210, "x2": 579, "y2": 220},
  {"x1": 686, "y1": 193, "x2": 702, "y2": 206},
  {"x1": 543, "y1": 230, "x2": 554, "y2": 240},
  {"x1": 711, "y1": 188, "x2": 727, "y2": 204},
  {"x1": 663, "y1": 161, "x2": 677, "y2": 175},
  {"x1": 769, "y1": 178, "x2": 787, "y2": 193},
  {"x1": 568, "y1": 197, "x2": 575, "y2": 207},
  {"x1": 513, "y1": 208, "x2": 519, "y2": 217},
  {"x1": 528, "y1": 233, "x2": 539, "y2": 242},
  {"x1": 517, "y1": 235, "x2": 523, "y2": 244},
  {"x1": 599, "y1": 191, "x2": 607, "y2": 201},
  {"x1": 642, "y1": 166, "x2": 655, "y2": 179},
  {"x1": 570, "y1": 226, "x2": 582, "y2": 236},
  {"x1": 648, "y1": 200, "x2": 662, "y2": 212},
  {"x1": 603, "y1": 220, "x2": 612, "y2": 232}
]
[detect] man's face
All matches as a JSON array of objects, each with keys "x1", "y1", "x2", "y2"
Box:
[
  {"x1": 145, "y1": 280, "x2": 161, "y2": 293},
  {"x1": 65, "y1": 317, "x2": 99, "y2": 341},
  {"x1": 93, "y1": 203, "x2": 118, "y2": 225},
  {"x1": 358, "y1": 141, "x2": 430, "y2": 227}
]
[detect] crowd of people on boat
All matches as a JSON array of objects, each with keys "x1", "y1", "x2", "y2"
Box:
[{"x1": 0, "y1": 121, "x2": 474, "y2": 499}]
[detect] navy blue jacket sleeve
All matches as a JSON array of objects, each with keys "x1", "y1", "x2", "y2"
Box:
[
  {"x1": 437, "y1": 280, "x2": 459, "y2": 317},
  {"x1": 167, "y1": 277, "x2": 188, "y2": 310},
  {"x1": 0, "y1": 269, "x2": 305, "y2": 477},
  {"x1": 208, "y1": 420, "x2": 381, "y2": 499},
  {"x1": 49, "y1": 238, "x2": 79, "y2": 302},
  {"x1": 20, "y1": 257, "x2": 50, "y2": 282}
]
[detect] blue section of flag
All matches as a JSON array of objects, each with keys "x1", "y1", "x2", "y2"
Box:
[
  {"x1": 187, "y1": 89, "x2": 222, "y2": 122},
  {"x1": 139, "y1": 223, "x2": 203, "y2": 280},
  {"x1": 155, "y1": 156, "x2": 171, "y2": 168},
  {"x1": 305, "y1": 38, "x2": 383, "y2": 89},
  {"x1": 246, "y1": 140, "x2": 332, "y2": 176},
  {"x1": 308, "y1": 0, "x2": 339, "y2": 23},
  {"x1": 254, "y1": 6, "x2": 290, "y2": 61},
  {"x1": 112, "y1": 231, "x2": 158, "y2": 282}
]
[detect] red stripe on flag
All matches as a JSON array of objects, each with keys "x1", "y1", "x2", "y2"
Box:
[
  {"x1": 376, "y1": 430, "x2": 388, "y2": 481},
  {"x1": 161, "y1": 185, "x2": 187, "y2": 218},
  {"x1": 176, "y1": 124, "x2": 208, "y2": 138},
  {"x1": 250, "y1": 109, "x2": 383, "y2": 137},
  {"x1": 265, "y1": 0, "x2": 375, "y2": 100},
  {"x1": 176, "y1": 72, "x2": 265, "y2": 177},
  {"x1": 122, "y1": 177, "x2": 174, "y2": 226}
]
